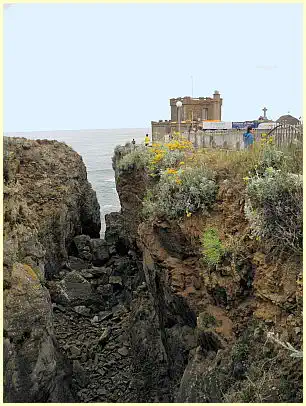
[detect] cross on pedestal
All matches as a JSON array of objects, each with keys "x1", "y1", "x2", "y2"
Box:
[{"x1": 262, "y1": 107, "x2": 267, "y2": 119}]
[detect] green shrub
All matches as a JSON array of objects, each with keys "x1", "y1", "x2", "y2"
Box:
[
  {"x1": 245, "y1": 168, "x2": 302, "y2": 254},
  {"x1": 255, "y1": 145, "x2": 285, "y2": 175},
  {"x1": 157, "y1": 149, "x2": 185, "y2": 169},
  {"x1": 116, "y1": 146, "x2": 151, "y2": 174},
  {"x1": 142, "y1": 166, "x2": 217, "y2": 220},
  {"x1": 201, "y1": 228, "x2": 225, "y2": 266}
]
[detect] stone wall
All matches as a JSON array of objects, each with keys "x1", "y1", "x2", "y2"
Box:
[{"x1": 152, "y1": 128, "x2": 269, "y2": 149}]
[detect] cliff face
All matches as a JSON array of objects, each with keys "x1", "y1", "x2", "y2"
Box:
[
  {"x1": 112, "y1": 148, "x2": 302, "y2": 403},
  {"x1": 3, "y1": 137, "x2": 101, "y2": 402},
  {"x1": 3, "y1": 137, "x2": 302, "y2": 403}
]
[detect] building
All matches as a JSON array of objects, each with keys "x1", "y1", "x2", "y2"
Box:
[
  {"x1": 151, "y1": 91, "x2": 222, "y2": 142},
  {"x1": 276, "y1": 114, "x2": 300, "y2": 126}
]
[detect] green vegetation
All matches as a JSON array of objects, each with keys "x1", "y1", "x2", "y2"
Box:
[
  {"x1": 115, "y1": 136, "x2": 302, "y2": 258},
  {"x1": 116, "y1": 145, "x2": 152, "y2": 174},
  {"x1": 245, "y1": 168, "x2": 302, "y2": 255},
  {"x1": 142, "y1": 166, "x2": 217, "y2": 220},
  {"x1": 201, "y1": 228, "x2": 225, "y2": 266},
  {"x1": 198, "y1": 312, "x2": 218, "y2": 329}
]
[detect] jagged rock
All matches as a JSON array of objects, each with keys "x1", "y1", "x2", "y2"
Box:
[
  {"x1": 66, "y1": 256, "x2": 89, "y2": 271},
  {"x1": 98, "y1": 327, "x2": 110, "y2": 345},
  {"x1": 90, "y1": 239, "x2": 110, "y2": 265},
  {"x1": 73, "y1": 306, "x2": 91, "y2": 316},
  {"x1": 73, "y1": 360, "x2": 89, "y2": 387},
  {"x1": 97, "y1": 284, "x2": 113, "y2": 297},
  {"x1": 4, "y1": 138, "x2": 101, "y2": 400},
  {"x1": 73, "y1": 235, "x2": 91, "y2": 253},
  {"x1": 118, "y1": 347, "x2": 129, "y2": 356},
  {"x1": 91, "y1": 266, "x2": 111, "y2": 277},
  {"x1": 105, "y1": 212, "x2": 130, "y2": 255},
  {"x1": 79, "y1": 270, "x2": 94, "y2": 279},
  {"x1": 70, "y1": 345, "x2": 81, "y2": 358},
  {"x1": 98, "y1": 311, "x2": 113, "y2": 322},
  {"x1": 58, "y1": 271, "x2": 92, "y2": 305},
  {"x1": 72, "y1": 235, "x2": 93, "y2": 261},
  {"x1": 3, "y1": 263, "x2": 73, "y2": 402},
  {"x1": 109, "y1": 275, "x2": 123, "y2": 287}
]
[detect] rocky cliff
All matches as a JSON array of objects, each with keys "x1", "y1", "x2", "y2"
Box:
[
  {"x1": 110, "y1": 143, "x2": 303, "y2": 402},
  {"x1": 3, "y1": 137, "x2": 302, "y2": 403},
  {"x1": 3, "y1": 137, "x2": 100, "y2": 402}
]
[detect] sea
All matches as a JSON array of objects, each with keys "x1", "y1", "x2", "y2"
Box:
[{"x1": 4, "y1": 128, "x2": 150, "y2": 235}]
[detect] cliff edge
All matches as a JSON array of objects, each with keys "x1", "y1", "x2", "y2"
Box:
[{"x1": 3, "y1": 137, "x2": 100, "y2": 402}]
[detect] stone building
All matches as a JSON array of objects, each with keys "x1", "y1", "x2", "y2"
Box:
[
  {"x1": 170, "y1": 91, "x2": 222, "y2": 121},
  {"x1": 276, "y1": 114, "x2": 300, "y2": 126},
  {"x1": 152, "y1": 91, "x2": 222, "y2": 142}
]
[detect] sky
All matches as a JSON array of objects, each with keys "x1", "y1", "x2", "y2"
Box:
[{"x1": 3, "y1": 3, "x2": 303, "y2": 132}]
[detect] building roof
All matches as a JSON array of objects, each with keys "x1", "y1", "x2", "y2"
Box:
[{"x1": 276, "y1": 114, "x2": 300, "y2": 125}]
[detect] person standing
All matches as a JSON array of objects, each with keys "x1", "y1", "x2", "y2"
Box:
[
  {"x1": 144, "y1": 134, "x2": 150, "y2": 147},
  {"x1": 243, "y1": 126, "x2": 255, "y2": 149},
  {"x1": 131, "y1": 138, "x2": 136, "y2": 149}
]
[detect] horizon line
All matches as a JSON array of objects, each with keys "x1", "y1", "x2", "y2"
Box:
[{"x1": 4, "y1": 127, "x2": 151, "y2": 134}]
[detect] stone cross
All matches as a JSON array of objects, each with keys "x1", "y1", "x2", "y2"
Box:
[{"x1": 262, "y1": 107, "x2": 267, "y2": 119}]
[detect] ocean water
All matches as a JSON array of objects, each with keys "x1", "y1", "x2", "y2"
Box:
[{"x1": 5, "y1": 128, "x2": 150, "y2": 235}]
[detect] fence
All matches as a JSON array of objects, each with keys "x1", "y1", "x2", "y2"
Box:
[{"x1": 164, "y1": 123, "x2": 304, "y2": 150}]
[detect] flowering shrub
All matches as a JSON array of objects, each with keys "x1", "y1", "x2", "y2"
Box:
[
  {"x1": 245, "y1": 168, "x2": 302, "y2": 254},
  {"x1": 252, "y1": 144, "x2": 285, "y2": 176},
  {"x1": 116, "y1": 146, "x2": 151, "y2": 174},
  {"x1": 142, "y1": 165, "x2": 217, "y2": 220},
  {"x1": 116, "y1": 138, "x2": 194, "y2": 177}
]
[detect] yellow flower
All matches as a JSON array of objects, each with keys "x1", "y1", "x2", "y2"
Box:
[
  {"x1": 243, "y1": 176, "x2": 250, "y2": 182},
  {"x1": 186, "y1": 212, "x2": 192, "y2": 217},
  {"x1": 179, "y1": 161, "x2": 185, "y2": 165},
  {"x1": 165, "y1": 168, "x2": 178, "y2": 175}
]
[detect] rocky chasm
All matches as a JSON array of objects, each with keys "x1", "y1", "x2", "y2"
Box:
[{"x1": 3, "y1": 137, "x2": 302, "y2": 402}]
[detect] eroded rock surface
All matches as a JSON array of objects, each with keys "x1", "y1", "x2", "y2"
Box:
[
  {"x1": 3, "y1": 137, "x2": 101, "y2": 402},
  {"x1": 4, "y1": 137, "x2": 302, "y2": 403}
]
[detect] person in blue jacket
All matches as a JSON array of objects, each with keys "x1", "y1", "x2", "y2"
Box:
[{"x1": 243, "y1": 126, "x2": 255, "y2": 148}]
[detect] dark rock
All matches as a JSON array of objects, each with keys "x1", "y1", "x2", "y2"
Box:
[
  {"x1": 109, "y1": 275, "x2": 123, "y2": 287},
  {"x1": 70, "y1": 345, "x2": 81, "y2": 358},
  {"x1": 90, "y1": 266, "x2": 110, "y2": 277},
  {"x1": 3, "y1": 263, "x2": 74, "y2": 402},
  {"x1": 72, "y1": 235, "x2": 92, "y2": 261},
  {"x1": 90, "y1": 239, "x2": 110, "y2": 266},
  {"x1": 98, "y1": 328, "x2": 110, "y2": 346},
  {"x1": 73, "y1": 306, "x2": 91, "y2": 316},
  {"x1": 97, "y1": 284, "x2": 113, "y2": 297},
  {"x1": 105, "y1": 212, "x2": 130, "y2": 254},
  {"x1": 98, "y1": 311, "x2": 113, "y2": 322},
  {"x1": 118, "y1": 347, "x2": 129, "y2": 356},
  {"x1": 91, "y1": 315, "x2": 99, "y2": 323},
  {"x1": 79, "y1": 270, "x2": 94, "y2": 279},
  {"x1": 58, "y1": 271, "x2": 92, "y2": 305},
  {"x1": 176, "y1": 349, "x2": 228, "y2": 402},
  {"x1": 73, "y1": 360, "x2": 89, "y2": 387},
  {"x1": 66, "y1": 256, "x2": 89, "y2": 271},
  {"x1": 97, "y1": 388, "x2": 107, "y2": 396},
  {"x1": 80, "y1": 184, "x2": 101, "y2": 238}
]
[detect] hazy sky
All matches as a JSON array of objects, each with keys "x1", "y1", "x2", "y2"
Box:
[{"x1": 4, "y1": 3, "x2": 303, "y2": 132}]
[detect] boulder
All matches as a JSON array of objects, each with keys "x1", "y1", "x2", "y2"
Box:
[
  {"x1": 73, "y1": 235, "x2": 92, "y2": 261},
  {"x1": 90, "y1": 239, "x2": 110, "y2": 265},
  {"x1": 50, "y1": 271, "x2": 92, "y2": 306},
  {"x1": 3, "y1": 263, "x2": 73, "y2": 402},
  {"x1": 97, "y1": 284, "x2": 113, "y2": 297}
]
